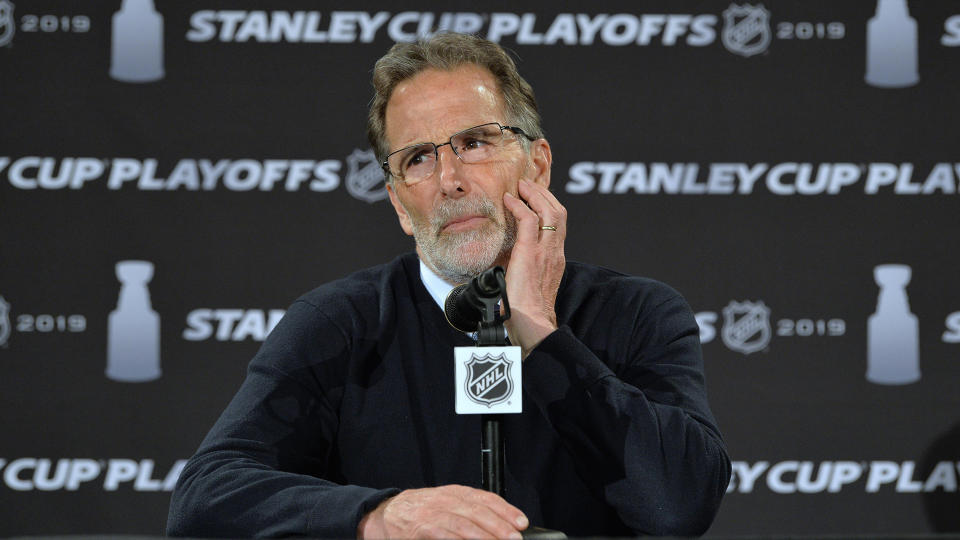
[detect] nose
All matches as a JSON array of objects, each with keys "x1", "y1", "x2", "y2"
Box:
[{"x1": 435, "y1": 144, "x2": 467, "y2": 197}]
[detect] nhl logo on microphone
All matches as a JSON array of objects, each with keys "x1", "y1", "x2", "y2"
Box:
[
  {"x1": 466, "y1": 353, "x2": 512, "y2": 406},
  {"x1": 455, "y1": 346, "x2": 522, "y2": 414}
]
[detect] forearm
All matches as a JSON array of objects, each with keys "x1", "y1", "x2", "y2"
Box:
[
  {"x1": 166, "y1": 306, "x2": 396, "y2": 538},
  {"x1": 523, "y1": 326, "x2": 730, "y2": 536},
  {"x1": 168, "y1": 446, "x2": 398, "y2": 538}
]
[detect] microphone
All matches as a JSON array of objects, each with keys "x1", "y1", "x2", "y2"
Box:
[
  {"x1": 448, "y1": 265, "x2": 530, "y2": 510},
  {"x1": 444, "y1": 266, "x2": 505, "y2": 333}
]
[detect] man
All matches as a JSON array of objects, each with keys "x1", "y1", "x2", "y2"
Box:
[{"x1": 167, "y1": 33, "x2": 729, "y2": 539}]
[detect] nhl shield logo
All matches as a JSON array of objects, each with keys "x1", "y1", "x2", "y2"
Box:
[
  {"x1": 721, "y1": 3, "x2": 771, "y2": 57},
  {"x1": 721, "y1": 300, "x2": 771, "y2": 354},
  {"x1": 0, "y1": 1, "x2": 15, "y2": 48},
  {"x1": 464, "y1": 352, "x2": 514, "y2": 407},
  {"x1": 0, "y1": 295, "x2": 10, "y2": 348},
  {"x1": 345, "y1": 148, "x2": 387, "y2": 203}
]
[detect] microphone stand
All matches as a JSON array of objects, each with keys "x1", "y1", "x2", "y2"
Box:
[
  {"x1": 473, "y1": 269, "x2": 509, "y2": 495},
  {"x1": 472, "y1": 270, "x2": 566, "y2": 539}
]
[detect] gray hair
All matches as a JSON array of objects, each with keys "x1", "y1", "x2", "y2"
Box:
[{"x1": 367, "y1": 33, "x2": 544, "y2": 179}]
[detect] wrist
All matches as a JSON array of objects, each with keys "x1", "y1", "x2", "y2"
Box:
[
  {"x1": 357, "y1": 497, "x2": 389, "y2": 539},
  {"x1": 510, "y1": 319, "x2": 557, "y2": 358},
  {"x1": 356, "y1": 510, "x2": 373, "y2": 540}
]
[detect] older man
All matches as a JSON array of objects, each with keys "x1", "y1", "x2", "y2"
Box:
[{"x1": 168, "y1": 33, "x2": 729, "y2": 539}]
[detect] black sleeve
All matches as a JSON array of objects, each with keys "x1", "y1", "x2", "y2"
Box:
[
  {"x1": 523, "y1": 291, "x2": 730, "y2": 537},
  {"x1": 166, "y1": 300, "x2": 399, "y2": 538}
]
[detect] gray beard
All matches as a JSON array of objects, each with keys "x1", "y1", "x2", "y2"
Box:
[{"x1": 407, "y1": 196, "x2": 517, "y2": 284}]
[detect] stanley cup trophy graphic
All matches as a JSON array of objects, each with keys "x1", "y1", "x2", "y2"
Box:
[
  {"x1": 110, "y1": 0, "x2": 164, "y2": 82},
  {"x1": 867, "y1": 264, "x2": 919, "y2": 385},
  {"x1": 107, "y1": 261, "x2": 161, "y2": 382},
  {"x1": 865, "y1": 0, "x2": 919, "y2": 88}
]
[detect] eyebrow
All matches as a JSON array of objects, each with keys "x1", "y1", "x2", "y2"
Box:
[
  {"x1": 393, "y1": 122, "x2": 496, "y2": 151},
  {"x1": 397, "y1": 143, "x2": 432, "y2": 158}
]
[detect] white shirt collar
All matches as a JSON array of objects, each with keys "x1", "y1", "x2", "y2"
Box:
[
  {"x1": 419, "y1": 259, "x2": 457, "y2": 312},
  {"x1": 418, "y1": 259, "x2": 509, "y2": 341}
]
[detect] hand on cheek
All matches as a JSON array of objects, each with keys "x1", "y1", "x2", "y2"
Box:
[{"x1": 501, "y1": 180, "x2": 567, "y2": 357}]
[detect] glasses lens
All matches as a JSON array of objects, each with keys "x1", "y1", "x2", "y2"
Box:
[
  {"x1": 389, "y1": 143, "x2": 436, "y2": 183},
  {"x1": 452, "y1": 124, "x2": 504, "y2": 163}
]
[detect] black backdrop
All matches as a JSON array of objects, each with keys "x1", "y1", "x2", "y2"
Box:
[{"x1": 2, "y1": 0, "x2": 959, "y2": 536}]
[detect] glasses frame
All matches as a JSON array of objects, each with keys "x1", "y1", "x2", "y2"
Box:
[{"x1": 381, "y1": 122, "x2": 536, "y2": 185}]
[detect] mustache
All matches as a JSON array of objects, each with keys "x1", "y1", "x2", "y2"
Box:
[{"x1": 429, "y1": 196, "x2": 498, "y2": 232}]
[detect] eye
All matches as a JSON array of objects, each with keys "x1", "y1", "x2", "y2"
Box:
[
  {"x1": 457, "y1": 127, "x2": 500, "y2": 153},
  {"x1": 404, "y1": 146, "x2": 434, "y2": 170},
  {"x1": 461, "y1": 137, "x2": 488, "y2": 151},
  {"x1": 407, "y1": 152, "x2": 425, "y2": 167}
]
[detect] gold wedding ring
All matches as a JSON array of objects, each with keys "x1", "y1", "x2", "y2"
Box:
[{"x1": 540, "y1": 225, "x2": 558, "y2": 231}]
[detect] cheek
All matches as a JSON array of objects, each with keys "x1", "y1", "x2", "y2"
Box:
[
  {"x1": 393, "y1": 192, "x2": 430, "y2": 232},
  {"x1": 399, "y1": 187, "x2": 436, "y2": 219},
  {"x1": 486, "y1": 158, "x2": 524, "y2": 194},
  {"x1": 407, "y1": 205, "x2": 433, "y2": 229}
]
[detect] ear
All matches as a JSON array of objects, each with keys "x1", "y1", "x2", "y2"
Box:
[
  {"x1": 527, "y1": 138, "x2": 552, "y2": 189},
  {"x1": 386, "y1": 182, "x2": 415, "y2": 236}
]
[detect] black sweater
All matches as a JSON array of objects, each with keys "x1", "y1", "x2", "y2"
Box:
[{"x1": 167, "y1": 253, "x2": 730, "y2": 538}]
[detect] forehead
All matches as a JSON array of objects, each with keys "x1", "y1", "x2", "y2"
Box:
[{"x1": 384, "y1": 64, "x2": 505, "y2": 149}]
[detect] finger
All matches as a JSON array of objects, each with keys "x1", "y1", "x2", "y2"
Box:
[
  {"x1": 441, "y1": 513, "x2": 519, "y2": 540},
  {"x1": 503, "y1": 191, "x2": 542, "y2": 245},
  {"x1": 449, "y1": 502, "x2": 524, "y2": 539},
  {"x1": 441, "y1": 485, "x2": 527, "y2": 535},
  {"x1": 469, "y1": 488, "x2": 530, "y2": 531},
  {"x1": 518, "y1": 181, "x2": 566, "y2": 238},
  {"x1": 518, "y1": 178, "x2": 562, "y2": 215},
  {"x1": 412, "y1": 521, "x2": 490, "y2": 540},
  {"x1": 517, "y1": 181, "x2": 559, "y2": 224},
  {"x1": 433, "y1": 514, "x2": 502, "y2": 540}
]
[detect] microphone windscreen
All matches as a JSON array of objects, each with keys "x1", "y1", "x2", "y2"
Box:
[
  {"x1": 444, "y1": 284, "x2": 478, "y2": 333},
  {"x1": 476, "y1": 267, "x2": 501, "y2": 295}
]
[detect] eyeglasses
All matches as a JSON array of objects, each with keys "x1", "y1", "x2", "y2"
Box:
[{"x1": 382, "y1": 122, "x2": 536, "y2": 185}]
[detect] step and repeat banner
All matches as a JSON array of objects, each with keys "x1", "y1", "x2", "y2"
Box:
[{"x1": 1, "y1": 0, "x2": 959, "y2": 536}]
